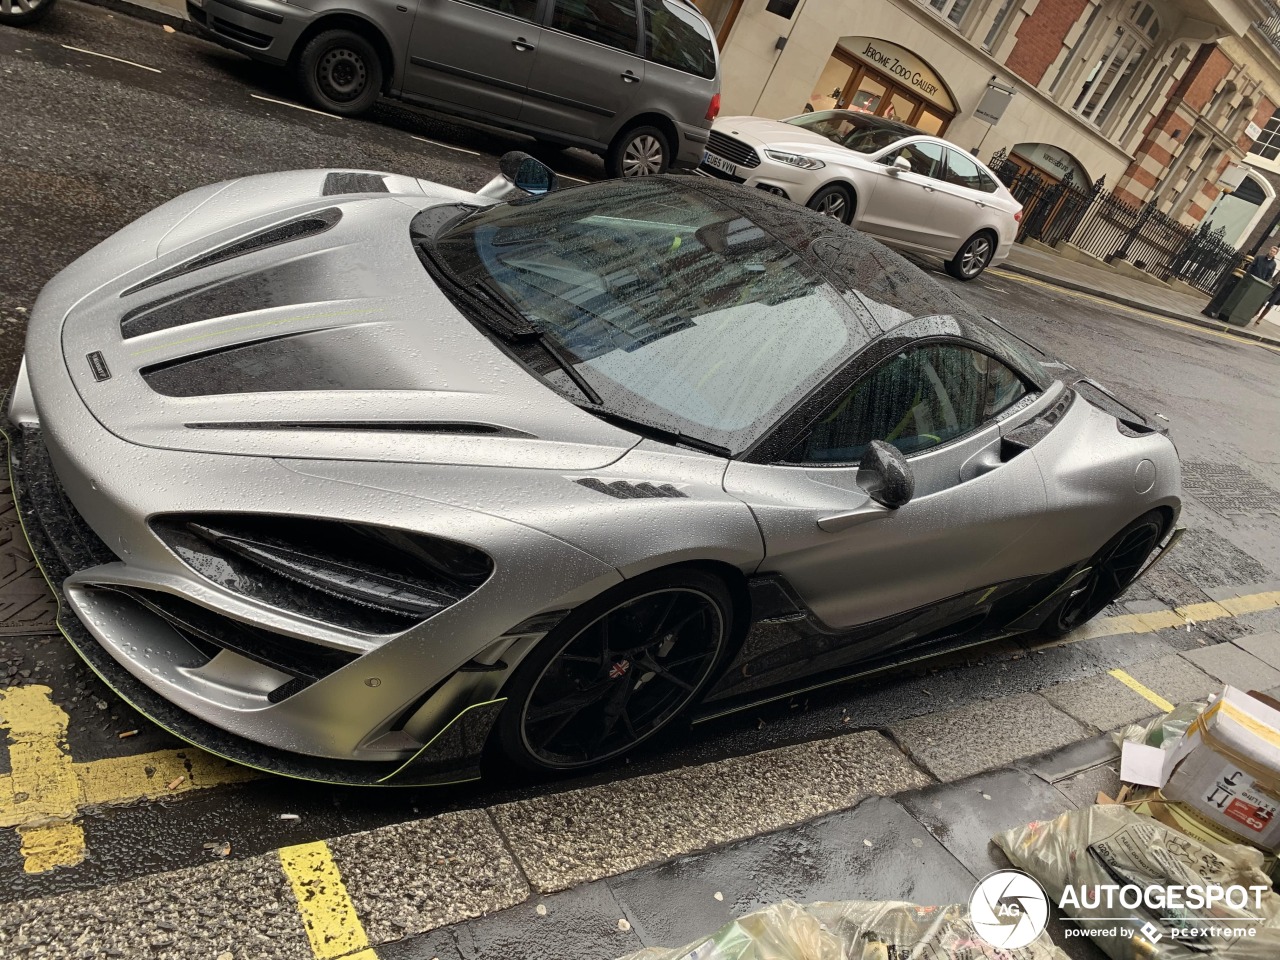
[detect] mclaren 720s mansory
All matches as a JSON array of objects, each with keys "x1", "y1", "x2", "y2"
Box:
[{"x1": 6, "y1": 154, "x2": 1181, "y2": 785}]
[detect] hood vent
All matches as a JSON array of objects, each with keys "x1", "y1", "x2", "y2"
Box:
[
  {"x1": 121, "y1": 207, "x2": 343, "y2": 297},
  {"x1": 323, "y1": 172, "x2": 389, "y2": 195},
  {"x1": 576, "y1": 478, "x2": 687, "y2": 499},
  {"x1": 184, "y1": 420, "x2": 524, "y2": 437}
]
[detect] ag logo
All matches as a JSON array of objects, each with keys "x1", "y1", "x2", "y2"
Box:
[{"x1": 969, "y1": 869, "x2": 1050, "y2": 949}]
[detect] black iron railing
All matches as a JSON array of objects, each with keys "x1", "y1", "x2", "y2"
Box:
[{"x1": 988, "y1": 148, "x2": 1242, "y2": 293}]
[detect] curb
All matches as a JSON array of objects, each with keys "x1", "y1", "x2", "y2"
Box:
[
  {"x1": 996, "y1": 261, "x2": 1280, "y2": 347},
  {"x1": 79, "y1": 0, "x2": 198, "y2": 37}
]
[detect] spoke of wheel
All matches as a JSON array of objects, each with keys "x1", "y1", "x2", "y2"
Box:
[
  {"x1": 526, "y1": 682, "x2": 610, "y2": 724},
  {"x1": 647, "y1": 593, "x2": 679, "y2": 640}
]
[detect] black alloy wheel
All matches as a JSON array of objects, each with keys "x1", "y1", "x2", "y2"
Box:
[
  {"x1": 497, "y1": 569, "x2": 732, "y2": 772},
  {"x1": 945, "y1": 231, "x2": 996, "y2": 280},
  {"x1": 295, "y1": 29, "x2": 383, "y2": 117},
  {"x1": 1044, "y1": 510, "x2": 1164, "y2": 637}
]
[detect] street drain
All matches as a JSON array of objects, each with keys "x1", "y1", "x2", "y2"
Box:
[{"x1": 1181, "y1": 461, "x2": 1280, "y2": 518}]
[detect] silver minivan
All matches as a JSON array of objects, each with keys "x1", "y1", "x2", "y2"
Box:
[{"x1": 186, "y1": 0, "x2": 720, "y2": 177}]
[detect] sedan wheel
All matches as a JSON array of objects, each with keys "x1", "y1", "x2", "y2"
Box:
[
  {"x1": 498, "y1": 571, "x2": 731, "y2": 772},
  {"x1": 1045, "y1": 511, "x2": 1164, "y2": 637},
  {"x1": 805, "y1": 185, "x2": 854, "y2": 225},
  {"x1": 945, "y1": 232, "x2": 995, "y2": 280},
  {"x1": 0, "y1": 0, "x2": 55, "y2": 25}
]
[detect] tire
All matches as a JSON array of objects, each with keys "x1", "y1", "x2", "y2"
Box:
[
  {"x1": 805, "y1": 184, "x2": 855, "y2": 225},
  {"x1": 495, "y1": 567, "x2": 734, "y2": 773},
  {"x1": 945, "y1": 230, "x2": 996, "y2": 281},
  {"x1": 1040, "y1": 510, "x2": 1165, "y2": 638},
  {"x1": 606, "y1": 125, "x2": 671, "y2": 179},
  {"x1": 294, "y1": 29, "x2": 383, "y2": 117},
  {"x1": 0, "y1": 0, "x2": 55, "y2": 25}
]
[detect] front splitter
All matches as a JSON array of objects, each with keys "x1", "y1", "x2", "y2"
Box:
[{"x1": 3, "y1": 416, "x2": 504, "y2": 787}]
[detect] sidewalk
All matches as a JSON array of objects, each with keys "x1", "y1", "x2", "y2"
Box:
[{"x1": 998, "y1": 244, "x2": 1280, "y2": 346}]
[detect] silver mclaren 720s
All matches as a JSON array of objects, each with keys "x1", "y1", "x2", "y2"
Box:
[{"x1": 5, "y1": 153, "x2": 1181, "y2": 785}]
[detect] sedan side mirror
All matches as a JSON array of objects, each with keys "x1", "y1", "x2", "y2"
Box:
[
  {"x1": 887, "y1": 155, "x2": 912, "y2": 176},
  {"x1": 856, "y1": 440, "x2": 914, "y2": 508},
  {"x1": 476, "y1": 151, "x2": 560, "y2": 200}
]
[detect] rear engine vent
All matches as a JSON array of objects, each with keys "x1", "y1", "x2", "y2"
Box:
[
  {"x1": 323, "y1": 172, "x2": 389, "y2": 195},
  {"x1": 576, "y1": 478, "x2": 687, "y2": 499},
  {"x1": 122, "y1": 208, "x2": 343, "y2": 296},
  {"x1": 151, "y1": 515, "x2": 493, "y2": 635}
]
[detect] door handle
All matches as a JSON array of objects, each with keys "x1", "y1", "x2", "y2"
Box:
[
  {"x1": 621, "y1": 71, "x2": 639, "y2": 82},
  {"x1": 816, "y1": 502, "x2": 891, "y2": 533},
  {"x1": 512, "y1": 38, "x2": 535, "y2": 51},
  {"x1": 924, "y1": 184, "x2": 936, "y2": 192}
]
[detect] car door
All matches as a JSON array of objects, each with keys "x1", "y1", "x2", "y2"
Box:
[
  {"x1": 930, "y1": 148, "x2": 1001, "y2": 256},
  {"x1": 853, "y1": 140, "x2": 945, "y2": 250},
  {"x1": 518, "y1": 0, "x2": 645, "y2": 143},
  {"x1": 724, "y1": 341, "x2": 1048, "y2": 665},
  {"x1": 402, "y1": 0, "x2": 544, "y2": 119}
]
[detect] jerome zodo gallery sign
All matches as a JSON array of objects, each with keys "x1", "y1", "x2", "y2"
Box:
[{"x1": 848, "y1": 38, "x2": 954, "y2": 111}]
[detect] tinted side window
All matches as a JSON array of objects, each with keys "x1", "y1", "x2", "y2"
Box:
[
  {"x1": 793, "y1": 344, "x2": 1027, "y2": 463},
  {"x1": 642, "y1": 0, "x2": 715, "y2": 79},
  {"x1": 461, "y1": 0, "x2": 538, "y2": 19},
  {"x1": 945, "y1": 149, "x2": 999, "y2": 193},
  {"x1": 552, "y1": 0, "x2": 640, "y2": 52},
  {"x1": 883, "y1": 141, "x2": 946, "y2": 179}
]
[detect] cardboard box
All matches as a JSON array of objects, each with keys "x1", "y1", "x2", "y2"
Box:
[
  {"x1": 1160, "y1": 687, "x2": 1280, "y2": 852},
  {"x1": 1131, "y1": 788, "x2": 1280, "y2": 885}
]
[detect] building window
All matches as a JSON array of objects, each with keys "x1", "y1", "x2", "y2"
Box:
[
  {"x1": 924, "y1": 0, "x2": 973, "y2": 28},
  {"x1": 1049, "y1": 3, "x2": 1102, "y2": 94},
  {"x1": 1251, "y1": 108, "x2": 1280, "y2": 162},
  {"x1": 982, "y1": 0, "x2": 1017, "y2": 51},
  {"x1": 1073, "y1": 2, "x2": 1160, "y2": 128}
]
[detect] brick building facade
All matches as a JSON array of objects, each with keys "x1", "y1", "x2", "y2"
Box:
[{"x1": 699, "y1": 0, "x2": 1280, "y2": 248}]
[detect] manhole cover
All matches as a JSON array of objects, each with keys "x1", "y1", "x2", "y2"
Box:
[
  {"x1": 0, "y1": 478, "x2": 58, "y2": 635},
  {"x1": 1181, "y1": 461, "x2": 1280, "y2": 518}
]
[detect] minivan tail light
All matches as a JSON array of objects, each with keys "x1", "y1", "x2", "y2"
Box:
[{"x1": 706, "y1": 93, "x2": 721, "y2": 121}]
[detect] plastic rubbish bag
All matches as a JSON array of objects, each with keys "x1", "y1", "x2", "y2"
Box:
[
  {"x1": 615, "y1": 898, "x2": 1068, "y2": 960},
  {"x1": 1113, "y1": 701, "x2": 1209, "y2": 752},
  {"x1": 995, "y1": 804, "x2": 1280, "y2": 960}
]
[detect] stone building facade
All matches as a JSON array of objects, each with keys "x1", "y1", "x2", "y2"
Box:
[{"x1": 698, "y1": 0, "x2": 1280, "y2": 248}]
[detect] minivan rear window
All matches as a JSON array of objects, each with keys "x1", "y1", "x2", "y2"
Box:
[{"x1": 642, "y1": 0, "x2": 716, "y2": 79}]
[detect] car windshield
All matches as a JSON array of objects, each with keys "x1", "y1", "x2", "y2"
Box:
[
  {"x1": 785, "y1": 110, "x2": 915, "y2": 154},
  {"x1": 431, "y1": 179, "x2": 874, "y2": 454}
]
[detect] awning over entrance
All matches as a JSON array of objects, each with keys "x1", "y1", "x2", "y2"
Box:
[
  {"x1": 1010, "y1": 143, "x2": 1091, "y2": 187},
  {"x1": 808, "y1": 38, "x2": 956, "y2": 135}
]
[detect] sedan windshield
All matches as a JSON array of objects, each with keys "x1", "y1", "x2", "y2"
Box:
[
  {"x1": 432, "y1": 180, "x2": 873, "y2": 454},
  {"x1": 785, "y1": 110, "x2": 917, "y2": 154}
]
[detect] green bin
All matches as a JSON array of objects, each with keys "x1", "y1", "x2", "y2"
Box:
[{"x1": 1220, "y1": 274, "x2": 1272, "y2": 326}]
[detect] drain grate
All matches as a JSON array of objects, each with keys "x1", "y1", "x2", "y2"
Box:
[
  {"x1": 1181, "y1": 461, "x2": 1280, "y2": 518},
  {"x1": 0, "y1": 479, "x2": 58, "y2": 635}
]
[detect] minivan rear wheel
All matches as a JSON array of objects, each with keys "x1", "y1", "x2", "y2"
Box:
[
  {"x1": 295, "y1": 29, "x2": 383, "y2": 117},
  {"x1": 607, "y1": 125, "x2": 670, "y2": 179}
]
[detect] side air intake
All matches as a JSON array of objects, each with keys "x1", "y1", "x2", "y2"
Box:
[{"x1": 576, "y1": 479, "x2": 687, "y2": 499}]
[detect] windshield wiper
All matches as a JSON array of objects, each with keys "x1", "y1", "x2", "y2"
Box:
[{"x1": 580, "y1": 407, "x2": 732, "y2": 458}]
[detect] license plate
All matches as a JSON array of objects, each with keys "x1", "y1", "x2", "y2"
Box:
[{"x1": 703, "y1": 151, "x2": 736, "y2": 177}]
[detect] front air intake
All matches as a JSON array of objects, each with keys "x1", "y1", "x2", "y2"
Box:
[{"x1": 152, "y1": 515, "x2": 492, "y2": 635}]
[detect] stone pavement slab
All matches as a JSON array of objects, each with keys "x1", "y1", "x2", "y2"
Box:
[
  {"x1": 606, "y1": 797, "x2": 975, "y2": 949},
  {"x1": 1233, "y1": 631, "x2": 1280, "y2": 665},
  {"x1": 889, "y1": 693, "x2": 1090, "y2": 782},
  {"x1": 489, "y1": 731, "x2": 929, "y2": 893},
  {"x1": 1038, "y1": 653, "x2": 1215, "y2": 734},
  {"x1": 1181, "y1": 643, "x2": 1280, "y2": 691}
]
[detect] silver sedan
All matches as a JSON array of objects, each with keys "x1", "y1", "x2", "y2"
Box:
[{"x1": 700, "y1": 110, "x2": 1022, "y2": 280}]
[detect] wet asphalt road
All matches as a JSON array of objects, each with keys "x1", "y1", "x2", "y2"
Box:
[{"x1": 3, "y1": 1, "x2": 1280, "y2": 906}]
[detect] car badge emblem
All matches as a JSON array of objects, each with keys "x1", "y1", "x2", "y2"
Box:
[
  {"x1": 86, "y1": 351, "x2": 111, "y2": 382},
  {"x1": 609, "y1": 660, "x2": 630, "y2": 679}
]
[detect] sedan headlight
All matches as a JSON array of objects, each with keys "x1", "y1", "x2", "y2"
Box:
[{"x1": 764, "y1": 151, "x2": 825, "y2": 170}]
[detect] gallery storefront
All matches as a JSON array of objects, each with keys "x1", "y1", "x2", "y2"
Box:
[{"x1": 806, "y1": 38, "x2": 955, "y2": 134}]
